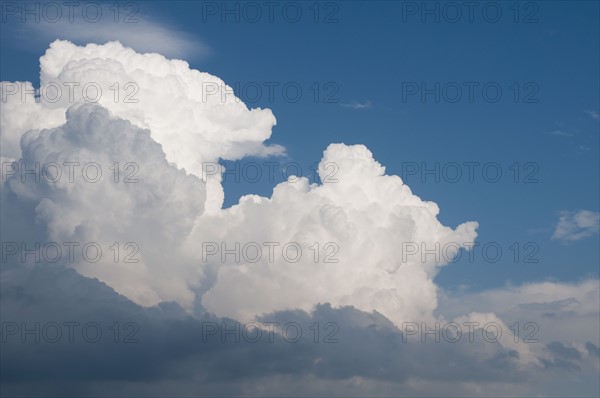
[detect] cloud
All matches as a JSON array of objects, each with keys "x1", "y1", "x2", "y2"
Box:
[
  {"x1": 552, "y1": 210, "x2": 600, "y2": 242},
  {"x1": 1, "y1": 41, "x2": 598, "y2": 397},
  {"x1": 2, "y1": 39, "x2": 281, "y2": 211},
  {"x1": 1, "y1": 265, "x2": 598, "y2": 397},
  {"x1": 2, "y1": 4, "x2": 209, "y2": 59},
  {"x1": 189, "y1": 143, "x2": 477, "y2": 325},
  {"x1": 340, "y1": 100, "x2": 373, "y2": 109},
  {"x1": 2, "y1": 41, "x2": 477, "y2": 326},
  {"x1": 544, "y1": 129, "x2": 574, "y2": 137},
  {"x1": 2, "y1": 102, "x2": 478, "y2": 323},
  {"x1": 2, "y1": 104, "x2": 208, "y2": 307},
  {"x1": 438, "y1": 279, "x2": 600, "y2": 345},
  {"x1": 584, "y1": 110, "x2": 600, "y2": 120}
]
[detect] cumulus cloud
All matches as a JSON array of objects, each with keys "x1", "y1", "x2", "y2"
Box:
[
  {"x1": 0, "y1": 81, "x2": 65, "y2": 163},
  {"x1": 552, "y1": 210, "x2": 600, "y2": 242},
  {"x1": 2, "y1": 104, "x2": 207, "y2": 307},
  {"x1": 2, "y1": 40, "x2": 477, "y2": 326},
  {"x1": 188, "y1": 143, "x2": 477, "y2": 325},
  {"x1": 1, "y1": 40, "x2": 598, "y2": 397},
  {"x1": 2, "y1": 39, "x2": 281, "y2": 211},
  {"x1": 2, "y1": 40, "x2": 279, "y2": 170}
]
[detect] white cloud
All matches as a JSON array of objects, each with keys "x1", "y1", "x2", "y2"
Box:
[
  {"x1": 188, "y1": 143, "x2": 478, "y2": 325},
  {"x1": 4, "y1": 4, "x2": 208, "y2": 59},
  {"x1": 584, "y1": 110, "x2": 599, "y2": 120},
  {"x1": 3, "y1": 104, "x2": 208, "y2": 307},
  {"x1": 552, "y1": 210, "x2": 600, "y2": 242},
  {"x1": 340, "y1": 100, "x2": 372, "y2": 109},
  {"x1": 440, "y1": 279, "x2": 600, "y2": 343},
  {"x1": 2, "y1": 39, "x2": 281, "y2": 211},
  {"x1": 0, "y1": 81, "x2": 65, "y2": 162},
  {"x1": 545, "y1": 129, "x2": 574, "y2": 137},
  {"x1": 2, "y1": 41, "x2": 477, "y2": 327}
]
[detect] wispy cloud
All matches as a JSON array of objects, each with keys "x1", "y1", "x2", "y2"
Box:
[
  {"x1": 340, "y1": 100, "x2": 372, "y2": 110},
  {"x1": 545, "y1": 130, "x2": 574, "y2": 137},
  {"x1": 552, "y1": 210, "x2": 600, "y2": 242},
  {"x1": 4, "y1": 5, "x2": 209, "y2": 59},
  {"x1": 584, "y1": 110, "x2": 599, "y2": 120}
]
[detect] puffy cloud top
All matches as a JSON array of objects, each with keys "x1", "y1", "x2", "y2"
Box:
[
  {"x1": 3, "y1": 40, "x2": 280, "y2": 177},
  {"x1": 188, "y1": 143, "x2": 478, "y2": 325},
  {"x1": 2, "y1": 40, "x2": 477, "y2": 327}
]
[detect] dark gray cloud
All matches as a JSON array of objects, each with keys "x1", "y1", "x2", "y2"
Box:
[
  {"x1": 540, "y1": 341, "x2": 583, "y2": 371},
  {"x1": 0, "y1": 262, "x2": 548, "y2": 397},
  {"x1": 585, "y1": 342, "x2": 600, "y2": 358}
]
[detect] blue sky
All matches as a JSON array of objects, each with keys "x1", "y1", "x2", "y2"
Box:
[{"x1": 1, "y1": 1, "x2": 598, "y2": 293}]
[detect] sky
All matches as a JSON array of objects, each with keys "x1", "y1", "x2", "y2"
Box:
[{"x1": 0, "y1": 1, "x2": 599, "y2": 396}]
